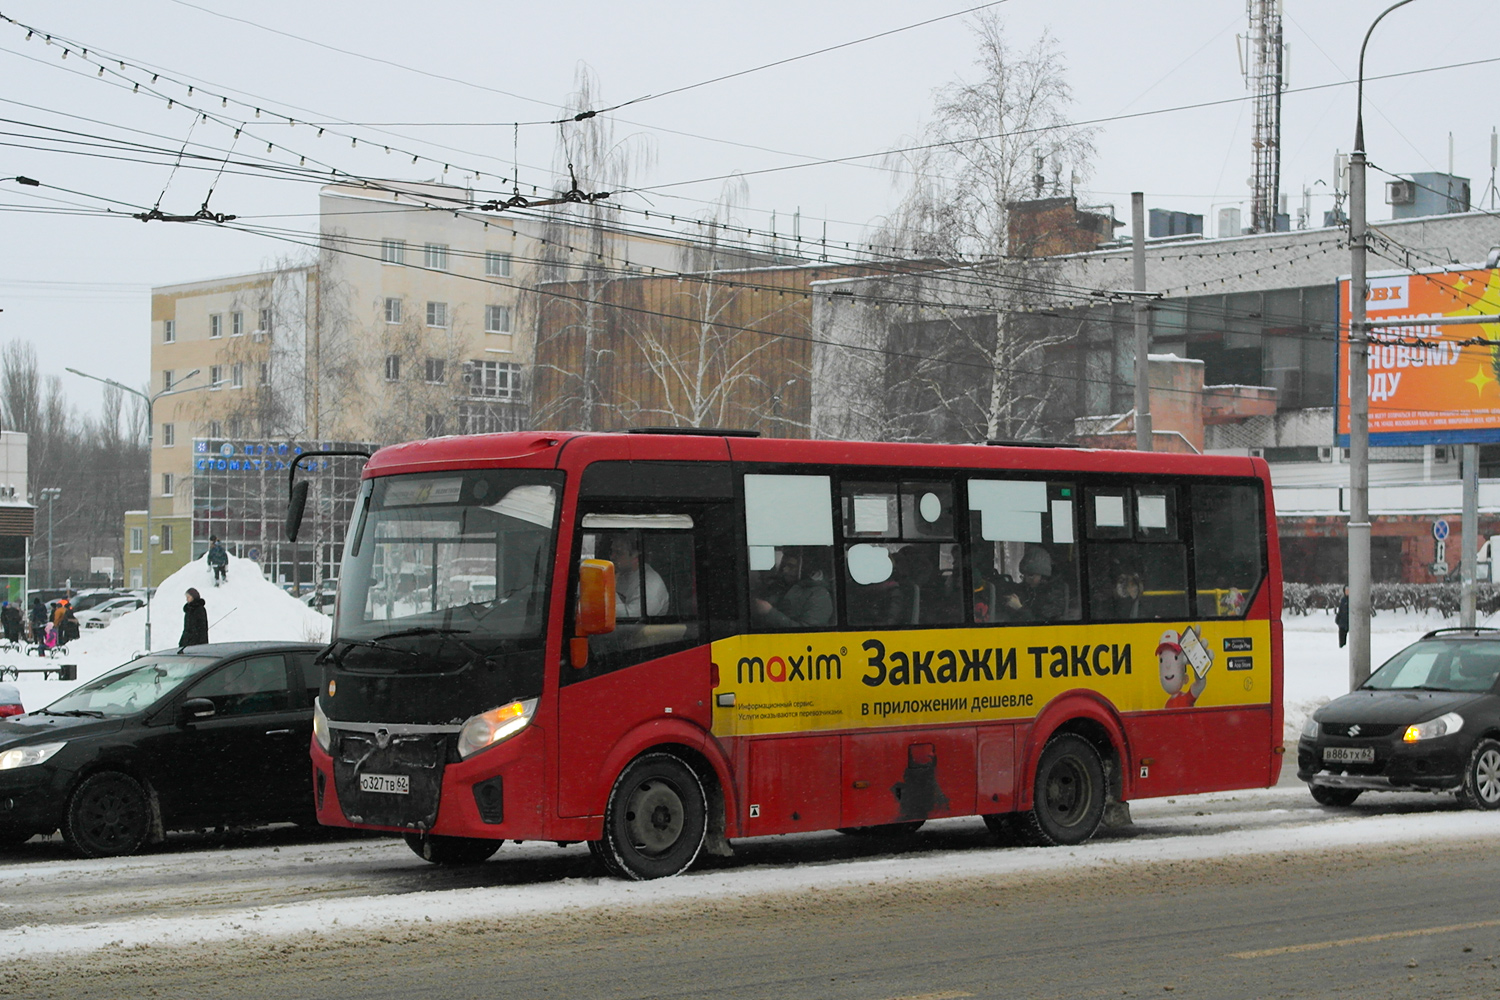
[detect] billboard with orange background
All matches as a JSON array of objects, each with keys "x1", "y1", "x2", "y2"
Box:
[{"x1": 1337, "y1": 267, "x2": 1500, "y2": 445}]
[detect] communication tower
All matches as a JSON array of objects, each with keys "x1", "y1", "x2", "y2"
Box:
[{"x1": 1240, "y1": 0, "x2": 1285, "y2": 233}]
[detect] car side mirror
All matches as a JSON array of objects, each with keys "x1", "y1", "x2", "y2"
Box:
[
  {"x1": 179, "y1": 697, "x2": 216, "y2": 724},
  {"x1": 571, "y1": 558, "x2": 617, "y2": 668}
]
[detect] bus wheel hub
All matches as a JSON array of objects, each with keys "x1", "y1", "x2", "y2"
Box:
[{"x1": 627, "y1": 779, "x2": 684, "y2": 854}]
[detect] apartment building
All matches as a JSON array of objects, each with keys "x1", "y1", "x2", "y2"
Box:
[{"x1": 132, "y1": 180, "x2": 732, "y2": 585}]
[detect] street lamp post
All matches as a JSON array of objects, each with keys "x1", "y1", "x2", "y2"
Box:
[
  {"x1": 38, "y1": 487, "x2": 61, "y2": 588},
  {"x1": 67, "y1": 366, "x2": 206, "y2": 650},
  {"x1": 1347, "y1": 0, "x2": 1417, "y2": 690}
]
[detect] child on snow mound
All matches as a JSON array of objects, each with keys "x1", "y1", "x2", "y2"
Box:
[
  {"x1": 207, "y1": 536, "x2": 229, "y2": 586},
  {"x1": 34, "y1": 621, "x2": 57, "y2": 657}
]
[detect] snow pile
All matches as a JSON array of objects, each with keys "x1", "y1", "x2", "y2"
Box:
[{"x1": 7, "y1": 553, "x2": 330, "y2": 710}]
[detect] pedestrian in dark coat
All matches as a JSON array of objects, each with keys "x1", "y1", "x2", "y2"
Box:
[
  {"x1": 1335, "y1": 586, "x2": 1350, "y2": 648},
  {"x1": 29, "y1": 597, "x2": 46, "y2": 633},
  {"x1": 58, "y1": 605, "x2": 80, "y2": 646},
  {"x1": 0, "y1": 601, "x2": 21, "y2": 644},
  {"x1": 179, "y1": 588, "x2": 209, "y2": 647}
]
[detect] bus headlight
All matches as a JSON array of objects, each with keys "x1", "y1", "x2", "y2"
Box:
[
  {"x1": 313, "y1": 698, "x2": 331, "y2": 753},
  {"x1": 0, "y1": 741, "x2": 66, "y2": 770},
  {"x1": 457, "y1": 699, "x2": 537, "y2": 759},
  {"x1": 1403, "y1": 711, "x2": 1464, "y2": 743}
]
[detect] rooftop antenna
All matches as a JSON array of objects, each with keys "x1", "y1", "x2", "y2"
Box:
[{"x1": 1488, "y1": 127, "x2": 1499, "y2": 210}]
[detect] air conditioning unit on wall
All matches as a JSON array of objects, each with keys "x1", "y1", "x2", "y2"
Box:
[{"x1": 1386, "y1": 180, "x2": 1416, "y2": 205}]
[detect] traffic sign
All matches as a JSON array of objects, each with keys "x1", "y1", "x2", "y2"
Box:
[{"x1": 1433, "y1": 519, "x2": 1450, "y2": 541}]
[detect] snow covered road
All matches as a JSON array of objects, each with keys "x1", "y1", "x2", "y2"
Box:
[{"x1": 1, "y1": 776, "x2": 1495, "y2": 963}]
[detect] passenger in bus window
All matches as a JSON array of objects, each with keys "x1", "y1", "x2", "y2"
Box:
[
  {"x1": 753, "y1": 547, "x2": 833, "y2": 628},
  {"x1": 1106, "y1": 570, "x2": 1143, "y2": 619},
  {"x1": 604, "y1": 533, "x2": 670, "y2": 618},
  {"x1": 999, "y1": 547, "x2": 1068, "y2": 622}
]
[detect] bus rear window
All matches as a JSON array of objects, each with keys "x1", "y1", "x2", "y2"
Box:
[{"x1": 1191, "y1": 483, "x2": 1266, "y2": 617}]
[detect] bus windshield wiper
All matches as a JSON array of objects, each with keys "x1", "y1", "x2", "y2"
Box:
[
  {"x1": 373, "y1": 627, "x2": 473, "y2": 642},
  {"x1": 319, "y1": 636, "x2": 419, "y2": 667}
]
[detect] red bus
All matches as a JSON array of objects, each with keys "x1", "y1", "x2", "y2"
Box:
[{"x1": 307, "y1": 431, "x2": 1283, "y2": 879}]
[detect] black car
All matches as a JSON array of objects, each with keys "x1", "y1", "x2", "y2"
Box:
[
  {"x1": 0, "y1": 642, "x2": 324, "y2": 857},
  {"x1": 1298, "y1": 628, "x2": 1500, "y2": 809}
]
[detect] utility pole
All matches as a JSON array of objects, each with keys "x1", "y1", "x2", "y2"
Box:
[
  {"x1": 1132, "y1": 192, "x2": 1152, "y2": 451},
  {"x1": 68, "y1": 366, "x2": 207, "y2": 651},
  {"x1": 39, "y1": 487, "x2": 61, "y2": 588},
  {"x1": 1463, "y1": 443, "x2": 1479, "y2": 627},
  {"x1": 1348, "y1": 0, "x2": 1416, "y2": 690}
]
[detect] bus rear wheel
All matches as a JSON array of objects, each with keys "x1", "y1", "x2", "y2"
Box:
[
  {"x1": 598, "y1": 752, "x2": 706, "y2": 880},
  {"x1": 1018, "y1": 734, "x2": 1106, "y2": 847},
  {"x1": 403, "y1": 833, "x2": 502, "y2": 865}
]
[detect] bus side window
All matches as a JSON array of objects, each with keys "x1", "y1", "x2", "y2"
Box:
[
  {"x1": 571, "y1": 515, "x2": 702, "y2": 679},
  {"x1": 841, "y1": 481, "x2": 963, "y2": 627},
  {"x1": 1190, "y1": 483, "x2": 1266, "y2": 617},
  {"x1": 1085, "y1": 486, "x2": 1189, "y2": 621},
  {"x1": 966, "y1": 479, "x2": 1080, "y2": 624},
  {"x1": 745, "y1": 475, "x2": 838, "y2": 631}
]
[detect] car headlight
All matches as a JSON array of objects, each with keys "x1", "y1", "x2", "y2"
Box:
[
  {"x1": 457, "y1": 699, "x2": 537, "y2": 759},
  {"x1": 312, "y1": 697, "x2": 331, "y2": 753},
  {"x1": 1403, "y1": 711, "x2": 1465, "y2": 742},
  {"x1": 0, "y1": 741, "x2": 66, "y2": 770},
  {"x1": 1301, "y1": 715, "x2": 1320, "y2": 739}
]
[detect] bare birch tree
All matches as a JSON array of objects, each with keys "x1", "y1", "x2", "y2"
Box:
[
  {"x1": 531, "y1": 66, "x2": 655, "y2": 431},
  {"x1": 858, "y1": 14, "x2": 1097, "y2": 443}
]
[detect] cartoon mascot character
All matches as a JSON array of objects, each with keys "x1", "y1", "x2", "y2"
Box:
[{"x1": 1156, "y1": 625, "x2": 1211, "y2": 709}]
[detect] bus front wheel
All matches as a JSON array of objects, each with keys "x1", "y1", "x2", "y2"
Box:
[
  {"x1": 597, "y1": 752, "x2": 707, "y2": 880},
  {"x1": 1019, "y1": 734, "x2": 1106, "y2": 847}
]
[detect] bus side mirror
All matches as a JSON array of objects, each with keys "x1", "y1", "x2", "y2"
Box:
[
  {"x1": 571, "y1": 559, "x2": 617, "y2": 668},
  {"x1": 285, "y1": 480, "x2": 310, "y2": 543}
]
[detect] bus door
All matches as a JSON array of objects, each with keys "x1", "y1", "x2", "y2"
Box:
[{"x1": 556, "y1": 498, "x2": 735, "y2": 819}]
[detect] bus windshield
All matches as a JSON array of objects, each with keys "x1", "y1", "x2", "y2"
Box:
[{"x1": 335, "y1": 470, "x2": 563, "y2": 647}]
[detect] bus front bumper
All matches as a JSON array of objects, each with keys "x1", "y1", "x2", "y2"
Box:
[{"x1": 311, "y1": 725, "x2": 548, "y2": 839}]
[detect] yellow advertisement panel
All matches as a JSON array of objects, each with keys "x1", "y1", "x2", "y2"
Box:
[
  {"x1": 710, "y1": 619, "x2": 1273, "y2": 738},
  {"x1": 1337, "y1": 268, "x2": 1500, "y2": 444}
]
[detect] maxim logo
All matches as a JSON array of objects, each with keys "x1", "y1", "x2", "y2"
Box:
[{"x1": 737, "y1": 647, "x2": 843, "y2": 683}]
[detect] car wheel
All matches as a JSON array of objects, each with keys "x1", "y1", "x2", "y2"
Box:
[
  {"x1": 1017, "y1": 734, "x2": 1106, "y2": 847},
  {"x1": 1459, "y1": 738, "x2": 1500, "y2": 811},
  {"x1": 63, "y1": 771, "x2": 150, "y2": 858},
  {"x1": 402, "y1": 832, "x2": 502, "y2": 865},
  {"x1": 598, "y1": 752, "x2": 706, "y2": 880},
  {"x1": 1309, "y1": 784, "x2": 1362, "y2": 807},
  {"x1": 835, "y1": 822, "x2": 924, "y2": 838}
]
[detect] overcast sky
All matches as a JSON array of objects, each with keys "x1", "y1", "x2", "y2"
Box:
[{"x1": 1, "y1": 0, "x2": 1493, "y2": 417}]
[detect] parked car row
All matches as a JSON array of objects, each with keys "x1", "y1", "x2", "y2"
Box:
[
  {"x1": 76, "y1": 595, "x2": 147, "y2": 629},
  {"x1": 0, "y1": 642, "x2": 323, "y2": 855}
]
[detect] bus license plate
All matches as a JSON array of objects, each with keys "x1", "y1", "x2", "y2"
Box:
[
  {"x1": 1323, "y1": 747, "x2": 1374, "y2": 763},
  {"x1": 359, "y1": 773, "x2": 410, "y2": 795}
]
